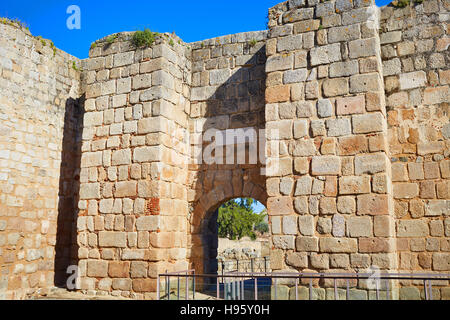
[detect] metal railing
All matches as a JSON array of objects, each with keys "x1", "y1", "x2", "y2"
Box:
[{"x1": 156, "y1": 270, "x2": 450, "y2": 301}]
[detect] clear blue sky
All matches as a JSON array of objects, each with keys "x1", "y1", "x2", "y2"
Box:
[{"x1": 1, "y1": 0, "x2": 392, "y2": 59}]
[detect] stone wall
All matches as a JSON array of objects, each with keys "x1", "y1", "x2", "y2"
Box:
[
  {"x1": 77, "y1": 32, "x2": 191, "y2": 299},
  {"x1": 0, "y1": 0, "x2": 449, "y2": 301},
  {"x1": 265, "y1": 0, "x2": 397, "y2": 283},
  {"x1": 188, "y1": 31, "x2": 269, "y2": 275},
  {"x1": 380, "y1": 0, "x2": 450, "y2": 291},
  {"x1": 0, "y1": 22, "x2": 82, "y2": 299}
]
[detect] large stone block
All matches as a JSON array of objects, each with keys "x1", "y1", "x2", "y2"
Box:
[
  {"x1": 336, "y1": 95, "x2": 365, "y2": 116},
  {"x1": 273, "y1": 235, "x2": 295, "y2": 250},
  {"x1": 268, "y1": 197, "x2": 294, "y2": 216},
  {"x1": 114, "y1": 52, "x2": 134, "y2": 67},
  {"x1": 111, "y1": 149, "x2": 132, "y2": 166},
  {"x1": 354, "y1": 153, "x2": 387, "y2": 175},
  {"x1": 311, "y1": 156, "x2": 341, "y2": 176},
  {"x1": 433, "y1": 253, "x2": 450, "y2": 271},
  {"x1": 296, "y1": 236, "x2": 319, "y2": 252},
  {"x1": 332, "y1": 214, "x2": 345, "y2": 237},
  {"x1": 108, "y1": 261, "x2": 130, "y2": 278},
  {"x1": 328, "y1": 25, "x2": 361, "y2": 44},
  {"x1": 298, "y1": 215, "x2": 314, "y2": 236},
  {"x1": 266, "y1": 54, "x2": 294, "y2": 72},
  {"x1": 295, "y1": 176, "x2": 313, "y2": 195},
  {"x1": 338, "y1": 135, "x2": 368, "y2": 155},
  {"x1": 81, "y1": 152, "x2": 103, "y2": 168},
  {"x1": 347, "y1": 216, "x2": 373, "y2": 237},
  {"x1": 352, "y1": 113, "x2": 385, "y2": 134},
  {"x1": 292, "y1": 139, "x2": 317, "y2": 157},
  {"x1": 339, "y1": 176, "x2": 371, "y2": 195},
  {"x1": 317, "y1": 99, "x2": 333, "y2": 118},
  {"x1": 282, "y1": 216, "x2": 298, "y2": 235},
  {"x1": 358, "y1": 238, "x2": 394, "y2": 253},
  {"x1": 397, "y1": 220, "x2": 429, "y2": 237},
  {"x1": 132, "y1": 279, "x2": 157, "y2": 293},
  {"x1": 136, "y1": 216, "x2": 160, "y2": 231},
  {"x1": 115, "y1": 181, "x2": 137, "y2": 198},
  {"x1": 323, "y1": 78, "x2": 349, "y2": 97},
  {"x1": 133, "y1": 146, "x2": 161, "y2": 163},
  {"x1": 319, "y1": 238, "x2": 358, "y2": 253},
  {"x1": 326, "y1": 118, "x2": 352, "y2": 137},
  {"x1": 266, "y1": 85, "x2": 291, "y2": 103},
  {"x1": 284, "y1": 69, "x2": 308, "y2": 84},
  {"x1": 87, "y1": 260, "x2": 108, "y2": 277},
  {"x1": 310, "y1": 43, "x2": 341, "y2": 66},
  {"x1": 399, "y1": 71, "x2": 427, "y2": 90},
  {"x1": 277, "y1": 34, "x2": 303, "y2": 52},
  {"x1": 393, "y1": 183, "x2": 419, "y2": 199},
  {"x1": 349, "y1": 73, "x2": 382, "y2": 93},
  {"x1": 98, "y1": 232, "x2": 127, "y2": 248},
  {"x1": 348, "y1": 38, "x2": 378, "y2": 58},
  {"x1": 357, "y1": 194, "x2": 389, "y2": 215},
  {"x1": 79, "y1": 183, "x2": 101, "y2": 200},
  {"x1": 286, "y1": 252, "x2": 308, "y2": 268}
]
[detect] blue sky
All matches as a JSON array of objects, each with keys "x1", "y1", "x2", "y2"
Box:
[{"x1": 1, "y1": 0, "x2": 391, "y2": 59}]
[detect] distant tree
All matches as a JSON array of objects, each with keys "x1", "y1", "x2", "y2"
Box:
[
  {"x1": 217, "y1": 198, "x2": 266, "y2": 240},
  {"x1": 254, "y1": 208, "x2": 269, "y2": 234}
]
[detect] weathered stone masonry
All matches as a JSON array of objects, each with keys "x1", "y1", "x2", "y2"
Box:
[
  {"x1": 0, "y1": 24, "x2": 83, "y2": 299},
  {"x1": 0, "y1": 0, "x2": 448, "y2": 300}
]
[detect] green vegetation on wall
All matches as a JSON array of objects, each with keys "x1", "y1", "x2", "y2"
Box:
[{"x1": 132, "y1": 28, "x2": 159, "y2": 48}]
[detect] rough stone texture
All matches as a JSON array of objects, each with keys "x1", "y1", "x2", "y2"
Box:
[
  {"x1": 1, "y1": 0, "x2": 449, "y2": 301},
  {"x1": 380, "y1": 0, "x2": 450, "y2": 281},
  {"x1": 0, "y1": 22, "x2": 82, "y2": 299}
]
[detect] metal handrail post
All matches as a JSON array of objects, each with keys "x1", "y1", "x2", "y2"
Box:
[
  {"x1": 376, "y1": 277, "x2": 380, "y2": 301},
  {"x1": 424, "y1": 280, "x2": 429, "y2": 300},
  {"x1": 217, "y1": 276, "x2": 220, "y2": 300},
  {"x1": 429, "y1": 280, "x2": 433, "y2": 300},
  {"x1": 185, "y1": 271, "x2": 189, "y2": 301},
  {"x1": 346, "y1": 279, "x2": 349, "y2": 300},
  {"x1": 166, "y1": 270, "x2": 169, "y2": 301},
  {"x1": 334, "y1": 278, "x2": 338, "y2": 300},
  {"x1": 274, "y1": 277, "x2": 277, "y2": 300},
  {"x1": 177, "y1": 275, "x2": 180, "y2": 300},
  {"x1": 309, "y1": 279, "x2": 312, "y2": 300},
  {"x1": 193, "y1": 271, "x2": 196, "y2": 300},
  {"x1": 157, "y1": 275, "x2": 160, "y2": 300}
]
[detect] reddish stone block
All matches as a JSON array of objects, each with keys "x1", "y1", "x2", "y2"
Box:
[
  {"x1": 338, "y1": 136, "x2": 368, "y2": 155},
  {"x1": 359, "y1": 238, "x2": 394, "y2": 253},
  {"x1": 336, "y1": 95, "x2": 365, "y2": 115},
  {"x1": 266, "y1": 85, "x2": 290, "y2": 103},
  {"x1": 267, "y1": 197, "x2": 294, "y2": 216},
  {"x1": 357, "y1": 194, "x2": 389, "y2": 215},
  {"x1": 108, "y1": 261, "x2": 130, "y2": 278},
  {"x1": 132, "y1": 279, "x2": 157, "y2": 293}
]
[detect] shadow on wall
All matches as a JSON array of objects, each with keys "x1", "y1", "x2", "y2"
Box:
[
  {"x1": 54, "y1": 96, "x2": 85, "y2": 288},
  {"x1": 191, "y1": 45, "x2": 268, "y2": 277}
]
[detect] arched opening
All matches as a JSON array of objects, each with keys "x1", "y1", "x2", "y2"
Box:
[
  {"x1": 199, "y1": 197, "x2": 270, "y2": 298},
  {"x1": 203, "y1": 198, "x2": 269, "y2": 275}
]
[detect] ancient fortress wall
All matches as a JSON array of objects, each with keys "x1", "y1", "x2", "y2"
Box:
[
  {"x1": 0, "y1": 0, "x2": 448, "y2": 300},
  {"x1": 188, "y1": 31, "x2": 269, "y2": 276},
  {"x1": 0, "y1": 23, "x2": 82, "y2": 299},
  {"x1": 380, "y1": 1, "x2": 450, "y2": 278},
  {"x1": 78, "y1": 32, "x2": 192, "y2": 299},
  {"x1": 265, "y1": 0, "x2": 398, "y2": 300}
]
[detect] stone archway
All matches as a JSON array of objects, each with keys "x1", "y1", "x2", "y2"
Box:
[{"x1": 189, "y1": 172, "x2": 268, "y2": 277}]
